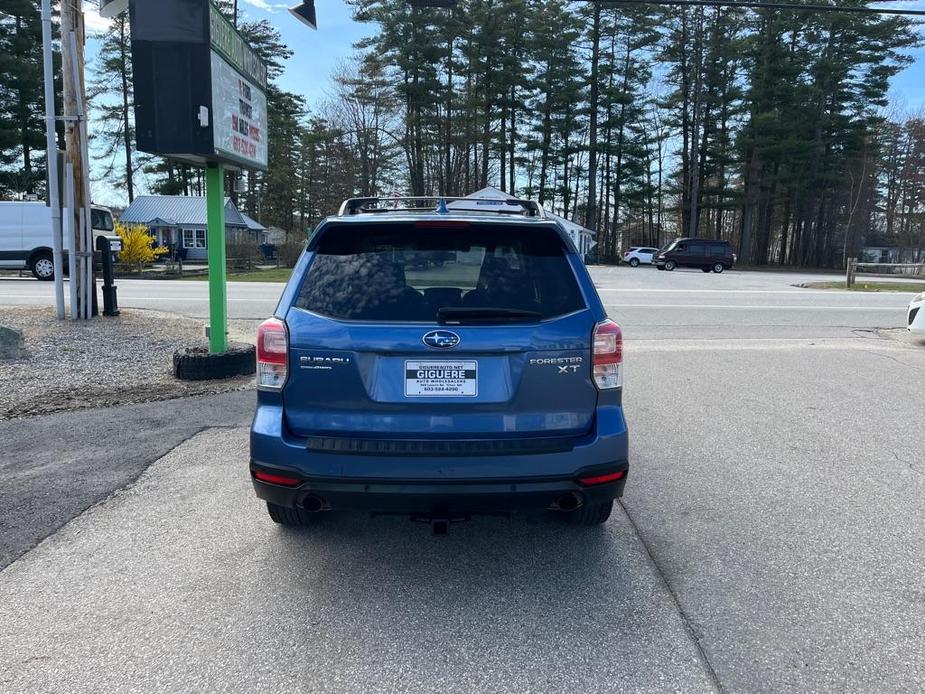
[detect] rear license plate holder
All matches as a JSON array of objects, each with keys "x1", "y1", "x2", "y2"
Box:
[{"x1": 405, "y1": 360, "x2": 477, "y2": 397}]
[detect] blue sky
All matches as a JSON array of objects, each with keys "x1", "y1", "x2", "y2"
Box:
[
  {"x1": 84, "y1": 0, "x2": 373, "y2": 205},
  {"x1": 84, "y1": 0, "x2": 924, "y2": 206}
]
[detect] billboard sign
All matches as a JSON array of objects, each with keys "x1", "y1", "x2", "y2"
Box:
[
  {"x1": 210, "y1": 50, "x2": 268, "y2": 168},
  {"x1": 208, "y1": 3, "x2": 267, "y2": 89},
  {"x1": 130, "y1": 0, "x2": 269, "y2": 171}
]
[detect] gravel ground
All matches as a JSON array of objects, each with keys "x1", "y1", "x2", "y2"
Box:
[{"x1": 0, "y1": 306, "x2": 254, "y2": 419}]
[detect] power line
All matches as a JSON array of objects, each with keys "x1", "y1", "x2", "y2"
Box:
[{"x1": 595, "y1": 0, "x2": 925, "y2": 16}]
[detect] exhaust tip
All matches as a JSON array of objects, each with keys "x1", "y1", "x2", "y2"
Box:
[
  {"x1": 555, "y1": 492, "x2": 582, "y2": 512},
  {"x1": 431, "y1": 519, "x2": 449, "y2": 536},
  {"x1": 301, "y1": 494, "x2": 325, "y2": 513}
]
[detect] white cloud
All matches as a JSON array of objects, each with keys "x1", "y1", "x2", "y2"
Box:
[
  {"x1": 241, "y1": 0, "x2": 288, "y2": 13},
  {"x1": 83, "y1": 4, "x2": 112, "y2": 36}
]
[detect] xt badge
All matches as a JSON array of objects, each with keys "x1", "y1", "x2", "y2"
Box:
[{"x1": 529, "y1": 356, "x2": 583, "y2": 373}]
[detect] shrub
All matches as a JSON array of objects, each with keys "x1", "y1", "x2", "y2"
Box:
[
  {"x1": 279, "y1": 239, "x2": 305, "y2": 268},
  {"x1": 226, "y1": 238, "x2": 262, "y2": 263},
  {"x1": 116, "y1": 223, "x2": 168, "y2": 274}
]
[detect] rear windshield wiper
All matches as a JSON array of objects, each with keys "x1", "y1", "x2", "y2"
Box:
[{"x1": 437, "y1": 307, "x2": 542, "y2": 324}]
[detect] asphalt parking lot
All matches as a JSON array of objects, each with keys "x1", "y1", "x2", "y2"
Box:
[{"x1": 1, "y1": 267, "x2": 923, "y2": 692}]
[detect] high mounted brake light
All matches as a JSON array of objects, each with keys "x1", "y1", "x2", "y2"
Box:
[
  {"x1": 256, "y1": 318, "x2": 288, "y2": 390},
  {"x1": 592, "y1": 320, "x2": 623, "y2": 390},
  {"x1": 414, "y1": 220, "x2": 470, "y2": 228}
]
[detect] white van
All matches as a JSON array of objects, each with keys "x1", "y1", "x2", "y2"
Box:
[{"x1": 0, "y1": 201, "x2": 119, "y2": 280}]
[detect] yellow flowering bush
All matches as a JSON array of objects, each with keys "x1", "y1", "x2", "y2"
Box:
[{"x1": 115, "y1": 222, "x2": 168, "y2": 273}]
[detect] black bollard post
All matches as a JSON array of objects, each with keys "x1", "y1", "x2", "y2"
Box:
[{"x1": 96, "y1": 235, "x2": 119, "y2": 317}]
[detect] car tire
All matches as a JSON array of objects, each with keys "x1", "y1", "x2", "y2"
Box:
[
  {"x1": 629, "y1": 258, "x2": 639, "y2": 267},
  {"x1": 30, "y1": 251, "x2": 55, "y2": 281},
  {"x1": 701, "y1": 267, "x2": 711, "y2": 273},
  {"x1": 266, "y1": 502, "x2": 310, "y2": 526},
  {"x1": 713, "y1": 263, "x2": 724, "y2": 273},
  {"x1": 664, "y1": 260, "x2": 676, "y2": 271},
  {"x1": 567, "y1": 500, "x2": 613, "y2": 526}
]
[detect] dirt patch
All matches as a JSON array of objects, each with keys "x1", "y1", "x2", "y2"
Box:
[{"x1": 0, "y1": 307, "x2": 254, "y2": 420}]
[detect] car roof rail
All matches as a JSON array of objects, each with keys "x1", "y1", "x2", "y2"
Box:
[{"x1": 337, "y1": 196, "x2": 545, "y2": 218}]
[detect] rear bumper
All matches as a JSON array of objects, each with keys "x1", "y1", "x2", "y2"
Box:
[
  {"x1": 251, "y1": 464, "x2": 627, "y2": 515},
  {"x1": 249, "y1": 401, "x2": 629, "y2": 514}
]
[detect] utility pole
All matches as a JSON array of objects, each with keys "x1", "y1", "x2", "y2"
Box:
[
  {"x1": 60, "y1": 0, "x2": 93, "y2": 319},
  {"x1": 40, "y1": 0, "x2": 64, "y2": 319}
]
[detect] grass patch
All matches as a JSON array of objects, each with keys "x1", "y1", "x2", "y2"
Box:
[
  {"x1": 803, "y1": 281, "x2": 925, "y2": 293},
  {"x1": 189, "y1": 267, "x2": 294, "y2": 283}
]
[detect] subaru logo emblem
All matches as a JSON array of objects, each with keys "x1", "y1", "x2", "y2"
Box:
[{"x1": 422, "y1": 330, "x2": 460, "y2": 349}]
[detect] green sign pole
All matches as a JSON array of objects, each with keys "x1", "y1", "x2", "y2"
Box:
[{"x1": 206, "y1": 162, "x2": 228, "y2": 353}]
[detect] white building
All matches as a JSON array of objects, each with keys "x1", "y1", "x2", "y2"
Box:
[{"x1": 448, "y1": 186, "x2": 597, "y2": 260}]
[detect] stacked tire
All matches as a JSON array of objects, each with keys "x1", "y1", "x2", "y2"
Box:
[{"x1": 173, "y1": 342, "x2": 256, "y2": 381}]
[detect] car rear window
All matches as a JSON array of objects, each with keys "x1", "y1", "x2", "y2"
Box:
[{"x1": 295, "y1": 223, "x2": 586, "y2": 322}]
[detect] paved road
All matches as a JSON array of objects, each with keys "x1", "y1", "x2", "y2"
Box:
[
  {"x1": 0, "y1": 276, "x2": 287, "y2": 319},
  {"x1": 1, "y1": 267, "x2": 924, "y2": 692},
  {"x1": 0, "y1": 391, "x2": 255, "y2": 570},
  {"x1": 0, "y1": 428, "x2": 719, "y2": 693},
  {"x1": 0, "y1": 267, "x2": 919, "y2": 328}
]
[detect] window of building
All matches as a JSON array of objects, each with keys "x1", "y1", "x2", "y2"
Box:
[{"x1": 183, "y1": 229, "x2": 207, "y2": 249}]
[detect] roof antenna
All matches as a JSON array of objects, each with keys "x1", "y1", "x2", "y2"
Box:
[{"x1": 437, "y1": 197, "x2": 449, "y2": 214}]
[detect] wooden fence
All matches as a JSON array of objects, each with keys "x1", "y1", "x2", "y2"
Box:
[{"x1": 845, "y1": 258, "x2": 925, "y2": 288}]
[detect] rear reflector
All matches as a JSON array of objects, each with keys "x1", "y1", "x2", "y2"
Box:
[
  {"x1": 592, "y1": 320, "x2": 623, "y2": 389},
  {"x1": 253, "y1": 470, "x2": 301, "y2": 487},
  {"x1": 578, "y1": 470, "x2": 626, "y2": 486},
  {"x1": 257, "y1": 317, "x2": 288, "y2": 390}
]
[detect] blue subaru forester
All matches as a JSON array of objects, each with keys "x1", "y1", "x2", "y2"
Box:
[{"x1": 250, "y1": 197, "x2": 628, "y2": 530}]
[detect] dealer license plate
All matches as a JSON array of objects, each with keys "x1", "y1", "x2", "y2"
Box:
[{"x1": 405, "y1": 360, "x2": 478, "y2": 397}]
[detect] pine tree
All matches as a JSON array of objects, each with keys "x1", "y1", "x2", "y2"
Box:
[
  {"x1": 330, "y1": 57, "x2": 403, "y2": 197},
  {"x1": 339, "y1": 0, "x2": 922, "y2": 269},
  {"x1": 0, "y1": 1, "x2": 62, "y2": 197},
  {"x1": 90, "y1": 12, "x2": 136, "y2": 202}
]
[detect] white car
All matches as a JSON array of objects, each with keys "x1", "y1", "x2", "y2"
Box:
[
  {"x1": 909, "y1": 292, "x2": 925, "y2": 335},
  {"x1": 622, "y1": 246, "x2": 660, "y2": 267}
]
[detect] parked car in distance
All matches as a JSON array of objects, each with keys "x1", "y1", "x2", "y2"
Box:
[
  {"x1": 909, "y1": 292, "x2": 925, "y2": 335},
  {"x1": 654, "y1": 237, "x2": 735, "y2": 273},
  {"x1": 250, "y1": 196, "x2": 629, "y2": 532},
  {"x1": 622, "y1": 246, "x2": 660, "y2": 267},
  {"x1": 0, "y1": 201, "x2": 118, "y2": 280}
]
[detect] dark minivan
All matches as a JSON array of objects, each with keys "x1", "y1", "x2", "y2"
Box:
[{"x1": 654, "y1": 238, "x2": 735, "y2": 273}]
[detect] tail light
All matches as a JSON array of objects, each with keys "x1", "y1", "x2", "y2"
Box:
[
  {"x1": 592, "y1": 320, "x2": 622, "y2": 390},
  {"x1": 257, "y1": 317, "x2": 288, "y2": 390}
]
